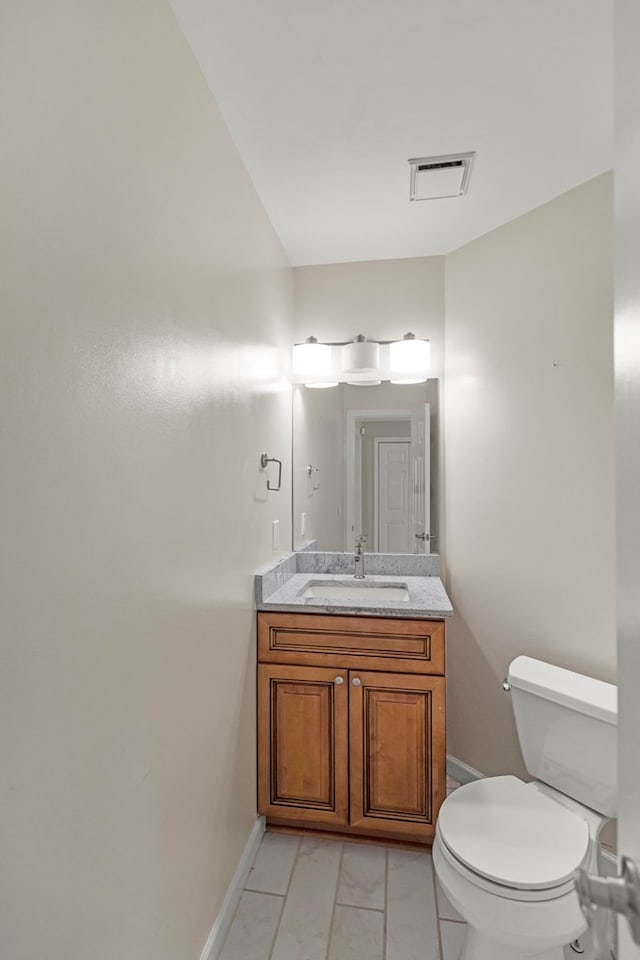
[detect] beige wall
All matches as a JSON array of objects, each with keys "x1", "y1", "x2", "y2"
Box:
[
  {"x1": 444, "y1": 174, "x2": 615, "y2": 777},
  {"x1": 0, "y1": 4, "x2": 617, "y2": 951},
  {"x1": 0, "y1": 3, "x2": 292, "y2": 960}
]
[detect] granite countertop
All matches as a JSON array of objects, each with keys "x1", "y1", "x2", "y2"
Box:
[{"x1": 256, "y1": 552, "x2": 453, "y2": 620}]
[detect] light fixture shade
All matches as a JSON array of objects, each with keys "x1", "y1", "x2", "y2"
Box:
[
  {"x1": 292, "y1": 337, "x2": 333, "y2": 377},
  {"x1": 341, "y1": 336, "x2": 380, "y2": 376},
  {"x1": 389, "y1": 332, "x2": 430, "y2": 383}
]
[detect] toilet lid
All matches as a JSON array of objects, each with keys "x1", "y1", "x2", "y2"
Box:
[{"x1": 438, "y1": 776, "x2": 590, "y2": 890}]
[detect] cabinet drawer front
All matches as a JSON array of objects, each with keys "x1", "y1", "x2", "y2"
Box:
[
  {"x1": 258, "y1": 612, "x2": 445, "y2": 674},
  {"x1": 257, "y1": 664, "x2": 349, "y2": 826},
  {"x1": 349, "y1": 672, "x2": 446, "y2": 840}
]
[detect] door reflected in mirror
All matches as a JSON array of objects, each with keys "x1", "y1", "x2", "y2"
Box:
[{"x1": 292, "y1": 381, "x2": 439, "y2": 554}]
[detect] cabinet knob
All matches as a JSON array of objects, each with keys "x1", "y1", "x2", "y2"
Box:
[
  {"x1": 335, "y1": 676, "x2": 344, "y2": 685},
  {"x1": 352, "y1": 677, "x2": 361, "y2": 686}
]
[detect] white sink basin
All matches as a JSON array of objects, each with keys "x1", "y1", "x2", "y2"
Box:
[{"x1": 301, "y1": 580, "x2": 410, "y2": 602}]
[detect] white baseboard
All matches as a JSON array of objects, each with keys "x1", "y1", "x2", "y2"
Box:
[
  {"x1": 447, "y1": 754, "x2": 484, "y2": 785},
  {"x1": 199, "y1": 815, "x2": 266, "y2": 960}
]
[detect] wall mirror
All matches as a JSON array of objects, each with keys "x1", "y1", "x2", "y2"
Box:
[{"x1": 292, "y1": 379, "x2": 439, "y2": 554}]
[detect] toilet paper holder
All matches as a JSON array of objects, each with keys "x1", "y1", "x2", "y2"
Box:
[{"x1": 260, "y1": 453, "x2": 282, "y2": 492}]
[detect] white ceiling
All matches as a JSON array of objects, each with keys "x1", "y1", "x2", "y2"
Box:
[{"x1": 169, "y1": 0, "x2": 612, "y2": 266}]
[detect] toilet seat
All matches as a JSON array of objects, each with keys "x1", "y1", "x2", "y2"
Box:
[{"x1": 437, "y1": 776, "x2": 590, "y2": 894}]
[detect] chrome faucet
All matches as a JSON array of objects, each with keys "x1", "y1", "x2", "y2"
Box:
[{"x1": 354, "y1": 536, "x2": 366, "y2": 579}]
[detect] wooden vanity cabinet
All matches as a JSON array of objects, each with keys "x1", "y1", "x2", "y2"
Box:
[{"x1": 257, "y1": 611, "x2": 446, "y2": 844}]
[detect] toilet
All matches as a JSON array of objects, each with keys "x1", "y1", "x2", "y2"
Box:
[{"x1": 433, "y1": 655, "x2": 617, "y2": 960}]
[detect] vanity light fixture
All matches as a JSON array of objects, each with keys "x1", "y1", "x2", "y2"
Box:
[
  {"x1": 291, "y1": 332, "x2": 430, "y2": 387},
  {"x1": 389, "y1": 332, "x2": 431, "y2": 384},
  {"x1": 292, "y1": 336, "x2": 339, "y2": 389}
]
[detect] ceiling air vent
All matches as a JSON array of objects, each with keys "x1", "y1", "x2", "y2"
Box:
[{"x1": 408, "y1": 152, "x2": 475, "y2": 201}]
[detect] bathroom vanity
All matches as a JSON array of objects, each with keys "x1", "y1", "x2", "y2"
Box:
[{"x1": 255, "y1": 552, "x2": 453, "y2": 844}]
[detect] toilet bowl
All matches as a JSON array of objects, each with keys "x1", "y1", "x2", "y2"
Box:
[
  {"x1": 433, "y1": 776, "x2": 603, "y2": 960},
  {"x1": 433, "y1": 657, "x2": 617, "y2": 960}
]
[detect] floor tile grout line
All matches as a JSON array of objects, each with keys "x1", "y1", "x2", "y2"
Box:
[
  {"x1": 243, "y1": 834, "x2": 457, "y2": 960},
  {"x1": 244, "y1": 832, "x2": 301, "y2": 898},
  {"x1": 243, "y1": 888, "x2": 287, "y2": 899},
  {"x1": 266, "y1": 833, "x2": 301, "y2": 960},
  {"x1": 278, "y1": 834, "x2": 301, "y2": 899},
  {"x1": 265, "y1": 888, "x2": 288, "y2": 960},
  {"x1": 324, "y1": 841, "x2": 345, "y2": 960},
  {"x1": 335, "y1": 900, "x2": 386, "y2": 914},
  {"x1": 221, "y1": 835, "x2": 292, "y2": 960},
  {"x1": 430, "y1": 856, "x2": 445, "y2": 960},
  {"x1": 382, "y1": 846, "x2": 389, "y2": 960}
]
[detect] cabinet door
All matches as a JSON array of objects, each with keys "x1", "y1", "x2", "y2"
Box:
[
  {"x1": 349, "y1": 671, "x2": 446, "y2": 840},
  {"x1": 258, "y1": 664, "x2": 349, "y2": 826}
]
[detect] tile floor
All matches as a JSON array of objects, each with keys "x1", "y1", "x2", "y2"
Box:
[
  {"x1": 220, "y1": 832, "x2": 595, "y2": 960},
  {"x1": 220, "y1": 778, "x2": 594, "y2": 960},
  {"x1": 220, "y1": 830, "x2": 464, "y2": 960}
]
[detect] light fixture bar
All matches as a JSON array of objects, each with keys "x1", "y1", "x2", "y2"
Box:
[{"x1": 291, "y1": 332, "x2": 430, "y2": 387}]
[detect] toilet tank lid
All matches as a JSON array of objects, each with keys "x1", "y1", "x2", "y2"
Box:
[{"x1": 507, "y1": 656, "x2": 617, "y2": 725}]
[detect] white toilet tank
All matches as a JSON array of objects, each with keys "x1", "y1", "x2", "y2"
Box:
[{"x1": 507, "y1": 656, "x2": 617, "y2": 818}]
